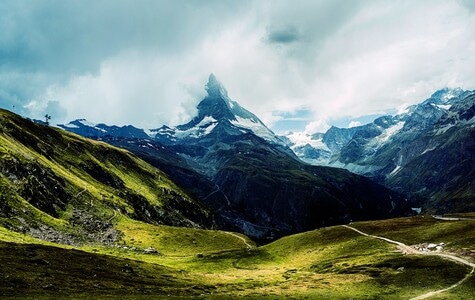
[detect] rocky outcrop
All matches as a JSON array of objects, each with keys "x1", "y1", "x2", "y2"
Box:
[{"x1": 284, "y1": 88, "x2": 475, "y2": 214}]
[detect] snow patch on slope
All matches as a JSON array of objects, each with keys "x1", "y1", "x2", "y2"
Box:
[
  {"x1": 62, "y1": 123, "x2": 79, "y2": 129},
  {"x1": 380, "y1": 121, "x2": 405, "y2": 143},
  {"x1": 436, "y1": 104, "x2": 452, "y2": 110},
  {"x1": 231, "y1": 116, "x2": 283, "y2": 145},
  {"x1": 420, "y1": 146, "x2": 437, "y2": 155},
  {"x1": 143, "y1": 128, "x2": 156, "y2": 138},
  {"x1": 61, "y1": 119, "x2": 107, "y2": 133},
  {"x1": 78, "y1": 119, "x2": 96, "y2": 127},
  {"x1": 367, "y1": 121, "x2": 405, "y2": 148},
  {"x1": 388, "y1": 165, "x2": 402, "y2": 177},
  {"x1": 175, "y1": 116, "x2": 218, "y2": 138}
]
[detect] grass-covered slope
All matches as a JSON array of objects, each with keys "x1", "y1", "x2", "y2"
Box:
[
  {"x1": 1, "y1": 214, "x2": 473, "y2": 298},
  {"x1": 214, "y1": 135, "x2": 412, "y2": 238},
  {"x1": 0, "y1": 108, "x2": 215, "y2": 245},
  {"x1": 1, "y1": 108, "x2": 473, "y2": 298}
]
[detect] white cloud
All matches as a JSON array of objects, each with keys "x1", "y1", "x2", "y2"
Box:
[
  {"x1": 45, "y1": 52, "x2": 210, "y2": 128},
  {"x1": 348, "y1": 121, "x2": 362, "y2": 128},
  {"x1": 304, "y1": 120, "x2": 330, "y2": 134},
  {"x1": 1, "y1": 0, "x2": 475, "y2": 133}
]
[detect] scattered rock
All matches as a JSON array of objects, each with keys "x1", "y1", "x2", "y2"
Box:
[
  {"x1": 30, "y1": 258, "x2": 50, "y2": 265},
  {"x1": 43, "y1": 283, "x2": 56, "y2": 290},
  {"x1": 28, "y1": 224, "x2": 76, "y2": 245},
  {"x1": 397, "y1": 267, "x2": 404, "y2": 272},
  {"x1": 121, "y1": 264, "x2": 133, "y2": 273},
  {"x1": 144, "y1": 247, "x2": 159, "y2": 254}
]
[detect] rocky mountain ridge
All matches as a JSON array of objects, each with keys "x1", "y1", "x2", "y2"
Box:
[
  {"x1": 59, "y1": 74, "x2": 412, "y2": 239},
  {"x1": 284, "y1": 88, "x2": 475, "y2": 213},
  {"x1": 0, "y1": 108, "x2": 214, "y2": 245}
]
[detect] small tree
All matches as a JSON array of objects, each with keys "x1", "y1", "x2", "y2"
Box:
[{"x1": 44, "y1": 114, "x2": 51, "y2": 126}]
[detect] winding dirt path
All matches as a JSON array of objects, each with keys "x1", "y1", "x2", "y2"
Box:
[
  {"x1": 342, "y1": 225, "x2": 418, "y2": 254},
  {"x1": 432, "y1": 215, "x2": 475, "y2": 221},
  {"x1": 410, "y1": 267, "x2": 474, "y2": 300},
  {"x1": 341, "y1": 225, "x2": 475, "y2": 299},
  {"x1": 203, "y1": 184, "x2": 231, "y2": 206},
  {"x1": 224, "y1": 232, "x2": 254, "y2": 249}
]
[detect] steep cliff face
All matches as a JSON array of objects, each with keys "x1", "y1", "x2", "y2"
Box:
[
  {"x1": 283, "y1": 89, "x2": 475, "y2": 214},
  {"x1": 385, "y1": 94, "x2": 475, "y2": 213}
]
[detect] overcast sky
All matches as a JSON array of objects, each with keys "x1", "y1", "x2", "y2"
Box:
[{"x1": 1, "y1": 0, "x2": 475, "y2": 133}]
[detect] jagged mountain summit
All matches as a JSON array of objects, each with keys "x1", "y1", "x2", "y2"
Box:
[
  {"x1": 59, "y1": 74, "x2": 411, "y2": 239},
  {"x1": 284, "y1": 88, "x2": 475, "y2": 213},
  {"x1": 285, "y1": 88, "x2": 472, "y2": 165},
  {"x1": 153, "y1": 74, "x2": 284, "y2": 146},
  {"x1": 59, "y1": 74, "x2": 283, "y2": 146}
]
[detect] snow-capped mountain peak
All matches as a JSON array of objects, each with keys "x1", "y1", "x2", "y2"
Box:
[
  {"x1": 199, "y1": 74, "x2": 262, "y2": 124},
  {"x1": 206, "y1": 73, "x2": 230, "y2": 99},
  {"x1": 425, "y1": 87, "x2": 467, "y2": 105},
  {"x1": 157, "y1": 74, "x2": 284, "y2": 145},
  {"x1": 281, "y1": 87, "x2": 474, "y2": 175}
]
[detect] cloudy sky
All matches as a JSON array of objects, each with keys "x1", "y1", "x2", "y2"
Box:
[{"x1": 1, "y1": 0, "x2": 475, "y2": 133}]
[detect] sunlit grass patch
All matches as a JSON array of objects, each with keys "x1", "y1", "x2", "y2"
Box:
[
  {"x1": 350, "y1": 215, "x2": 475, "y2": 251},
  {"x1": 116, "y1": 217, "x2": 249, "y2": 256}
]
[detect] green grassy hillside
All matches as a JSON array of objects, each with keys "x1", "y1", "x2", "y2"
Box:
[
  {"x1": 0, "y1": 109, "x2": 473, "y2": 298},
  {"x1": 0, "y1": 214, "x2": 473, "y2": 298},
  {"x1": 0, "y1": 108, "x2": 216, "y2": 246}
]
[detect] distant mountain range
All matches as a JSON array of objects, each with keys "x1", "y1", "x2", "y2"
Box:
[
  {"x1": 282, "y1": 88, "x2": 475, "y2": 213},
  {"x1": 58, "y1": 74, "x2": 411, "y2": 239},
  {"x1": 57, "y1": 76, "x2": 474, "y2": 231}
]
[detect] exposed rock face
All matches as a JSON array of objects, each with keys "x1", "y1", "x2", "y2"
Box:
[
  {"x1": 153, "y1": 74, "x2": 286, "y2": 149},
  {"x1": 283, "y1": 88, "x2": 475, "y2": 214},
  {"x1": 323, "y1": 126, "x2": 358, "y2": 152},
  {"x1": 293, "y1": 144, "x2": 331, "y2": 162},
  {"x1": 386, "y1": 94, "x2": 475, "y2": 213},
  {"x1": 0, "y1": 160, "x2": 72, "y2": 218}
]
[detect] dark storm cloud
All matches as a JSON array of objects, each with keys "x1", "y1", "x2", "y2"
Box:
[
  {"x1": 458, "y1": 0, "x2": 475, "y2": 12},
  {"x1": 0, "y1": 0, "x2": 474, "y2": 133},
  {"x1": 0, "y1": 0, "x2": 248, "y2": 74},
  {"x1": 266, "y1": 25, "x2": 301, "y2": 44},
  {"x1": 0, "y1": 0, "x2": 251, "y2": 124}
]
